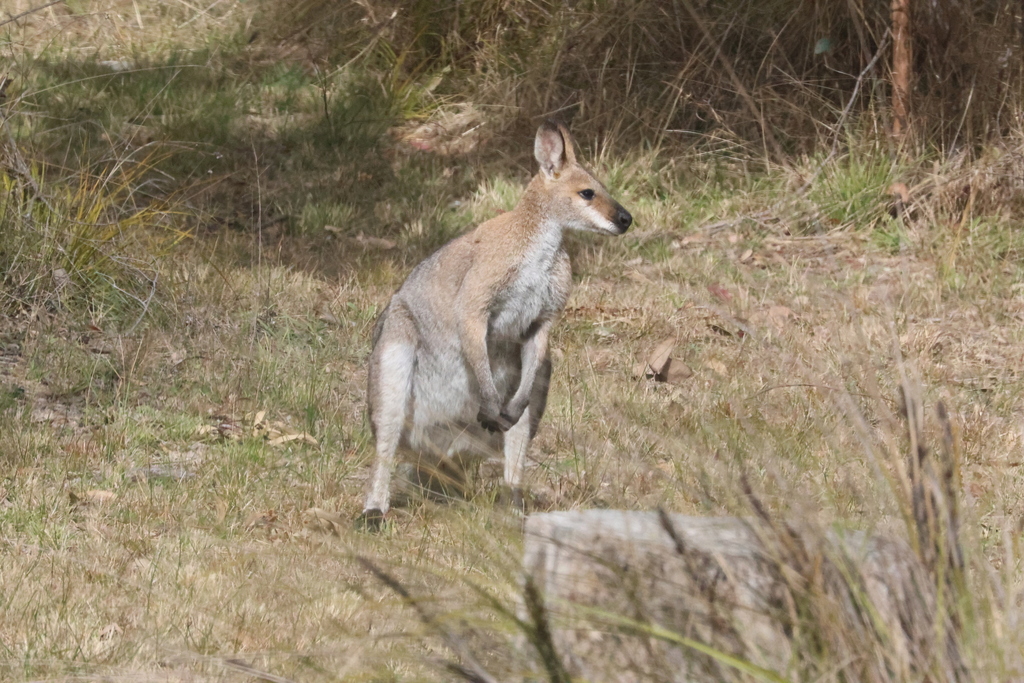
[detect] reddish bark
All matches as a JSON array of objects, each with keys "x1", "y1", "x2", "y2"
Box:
[{"x1": 892, "y1": 0, "x2": 912, "y2": 142}]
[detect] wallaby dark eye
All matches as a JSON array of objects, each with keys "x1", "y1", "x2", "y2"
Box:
[{"x1": 578, "y1": 189, "x2": 595, "y2": 200}]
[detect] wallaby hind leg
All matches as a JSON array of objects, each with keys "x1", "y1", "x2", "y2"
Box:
[
  {"x1": 360, "y1": 313, "x2": 417, "y2": 530},
  {"x1": 502, "y1": 406, "x2": 531, "y2": 512},
  {"x1": 528, "y1": 357, "x2": 552, "y2": 439},
  {"x1": 502, "y1": 357, "x2": 552, "y2": 511}
]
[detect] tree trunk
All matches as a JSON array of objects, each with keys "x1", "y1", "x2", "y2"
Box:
[{"x1": 892, "y1": 0, "x2": 913, "y2": 142}]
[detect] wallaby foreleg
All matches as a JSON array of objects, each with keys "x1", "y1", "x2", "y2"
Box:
[
  {"x1": 503, "y1": 321, "x2": 552, "y2": 424},
  {"x1": 459, "y1": 312, "x2": 510, "y2": 433}
]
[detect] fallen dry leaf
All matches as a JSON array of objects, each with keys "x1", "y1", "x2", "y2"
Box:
[
  {"x1": 244, "y1": 510, "x2": 277, "y2": 529},
  {"x1": 267, "y1": 432, "x2": 318, "y2": 447},
  {"x1": 318, "y1": 311, "x2": 340, "y2": 325},
  {"x1": 354, "y1": 232, "x2": 396, "y2": 250},
  {"x1": 646, "y1": 337, "x2": 676, "y2": 375},
  {"x1": 633, "y1": 338, "x2": 693, "y2": 384},
  {"x1": 707, "y1": 284, "x2": 732, "y2": 302},
  {"x1": 71, "y1": 489, "x2": 116, "y2": 507},
  {"x1": 97, "y1": 623, "x2": 122, "y2": 640},
  {"x1": 659, "y1": 358, "x2": 694, "y2": 384},
  {"x1": 197, "y1": 420, "x2": 244, "y2": 441},
  {"x1": 766, "y1": 305, "x2": 795, "y2": 330},
  {"x1": 303, "y1": 507, "x2": 346, "y2": 535},
  {"x1": 633, "y1": 337, "x2": 675, "y2": 378},
  {"x1": 707, "y1": 359, "x2": 729, "y2": 377},
  {"x1": 214, "y1": 498, "x2": 229, "y2": 524}
]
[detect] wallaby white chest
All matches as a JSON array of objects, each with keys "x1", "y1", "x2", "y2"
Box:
[{"x1": 489, "y1": 227, "x2": 565, "y2": 340}]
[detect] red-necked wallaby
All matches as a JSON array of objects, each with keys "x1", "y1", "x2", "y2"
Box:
[{"x1": 359, "y1": 120, "x2": 632, "y2": 530}]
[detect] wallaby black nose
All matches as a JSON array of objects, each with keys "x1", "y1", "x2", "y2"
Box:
[{"x1": 616, "y1": 208, "x2": 633, "y2": 232}]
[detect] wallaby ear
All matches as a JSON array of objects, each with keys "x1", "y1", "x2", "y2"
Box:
[{"x1": 534, "y1": 120, "x2": 576, "y2": 178}]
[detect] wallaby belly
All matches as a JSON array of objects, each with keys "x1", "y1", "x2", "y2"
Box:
[{"x1": 402, "y1": 339, "x2": 523, "y2": 457}]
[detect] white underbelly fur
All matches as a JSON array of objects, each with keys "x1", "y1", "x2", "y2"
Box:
[{"x1": 403, "y1": 343, "x2": 520, "y2": 457}]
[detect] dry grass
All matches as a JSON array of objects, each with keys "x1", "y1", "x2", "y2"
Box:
[
  {"x1": 4, "y1": 165, "x2": 1024, "y2": 680},
  {"x1": 3, "y1": 1, "x2": 1024, "y2": 681}
]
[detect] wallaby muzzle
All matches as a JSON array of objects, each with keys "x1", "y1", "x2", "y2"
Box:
[{"x1": 614, "y1": 206, "x2": 633, "y2": 233}]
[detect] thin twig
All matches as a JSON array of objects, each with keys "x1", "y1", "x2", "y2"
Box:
[
  {"x1": 674, "y1": 0, "x2": 787, "y2": 164},
  {"x1": 220, "y1": 658, "x2": 298, "y2": 683},
  {"x1": 829, "y1": 33, "x2": 891, "y2": 159},
  {"x1": 126, "y1": 270, "x2": 158, "y2": 332},
  {"x1": 798, "y1": 33, "x2": 891, "y2": 193},
  {"x1": 0, "y1": 0, "x2": 65, "y2": 29},
  {"x1": 746, "y1": 383, "x2": 870, "y2": 401}
]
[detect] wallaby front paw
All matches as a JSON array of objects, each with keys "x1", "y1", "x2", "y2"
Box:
[
  {"x1": 500, "y1": 410, "x2": 522, "y2": 427},
  {"x1": 501, "y1": 401, "x2": 527, "y2": 425},
  {"x1": 355, "y1": 508, "x2": 386, "y2": 533},
  {"x1": 477, "y1": 409, "x2": 514, "y2": 433}
]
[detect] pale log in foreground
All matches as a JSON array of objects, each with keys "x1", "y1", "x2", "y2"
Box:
[{"x1": 522, "y1": 510, "x2": 945, "y2": 683}]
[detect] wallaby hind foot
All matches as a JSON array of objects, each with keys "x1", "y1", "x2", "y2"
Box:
[{"x1": 355, "y1": 508, "x2": 386, "y2": 533}]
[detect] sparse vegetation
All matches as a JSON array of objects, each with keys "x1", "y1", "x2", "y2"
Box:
[{"x1": 3, "y1": 0, "x2": 1024, "y2": 681}]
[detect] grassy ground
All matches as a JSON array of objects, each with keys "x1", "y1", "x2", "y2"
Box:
[{"x1": 3, "y1": 1, "x2": 1024, "y2": 681}]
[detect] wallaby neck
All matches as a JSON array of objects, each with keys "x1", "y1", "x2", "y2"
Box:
[{"x1": 511, "y1": 175, "x2": 568, "y2": 242}]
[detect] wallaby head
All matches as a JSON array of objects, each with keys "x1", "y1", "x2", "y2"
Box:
[{"x1": 530, "y1": 120, "x2": 633, "y2": 235}]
